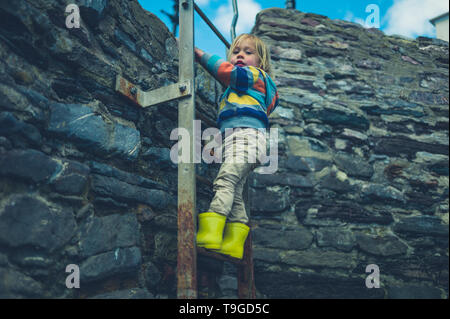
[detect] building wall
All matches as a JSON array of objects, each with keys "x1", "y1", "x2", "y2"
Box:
[
  {"x1": 0, "y1": 0, "x2": 222, "y2": 298},
  {"x1": 250, "y1": 8, "x2": 449, "y2": 299},
  {"x1": 436, "y1": 17, "x2": 449, "y2": 42}
]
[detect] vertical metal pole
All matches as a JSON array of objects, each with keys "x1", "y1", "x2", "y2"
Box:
[
  {"x1": 286, "y1": 0, "x2": 296, "y2": 9},
  {"x1": 231, "y1": 0, "x2": 239, "y2": 41},
  {"x1": 177, "y1": 0, "x2": 197, "y2": 299},
  {"x1": 238, "y1": 180, "x2": 256, "y2": 298}
]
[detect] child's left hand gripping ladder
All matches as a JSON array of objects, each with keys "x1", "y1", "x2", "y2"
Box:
[{"x1": 114, "y1": 0, "x2": 255, "y2": 299}]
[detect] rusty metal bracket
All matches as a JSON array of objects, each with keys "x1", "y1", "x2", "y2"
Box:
[{"x1": 115, "y1": 76, "x2": 192, "y2": 108}]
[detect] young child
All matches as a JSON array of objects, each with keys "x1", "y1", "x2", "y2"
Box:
[{"x1": 195, "y1": 34, "x2": 279, "y2": 259}]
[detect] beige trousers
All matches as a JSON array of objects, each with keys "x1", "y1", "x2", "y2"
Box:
[{"x1": 208, "y1": 128, "x2": 267, "y2": 224}]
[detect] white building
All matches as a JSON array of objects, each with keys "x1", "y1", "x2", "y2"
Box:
[{"x1": 430, "y1": 12, "x2": 449, "y2": 42}]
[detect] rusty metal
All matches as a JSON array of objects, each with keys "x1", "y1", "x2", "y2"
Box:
[
  {"x1": 114, "y1": 0, "x2": 256, "y2": 300},
  {"x1": 115, "y1": 75, "x2": 192, "y2": 108},
  {"x1": 197, "y1": 247, "x2": 246, "y2": 266},
  {"x1": 177, "y1": 200, "x2": 197, "y2": 299},
  {"x1": 177, "y1": 0, "x2": 197, "y2": 299},
  {"x1": 115, "y1": 76, "x2": 141, "y2": 106},
  {"x1": 141, "y1": 80, "x2": 191, "y2": 107},
  {"x1": 238, "y1": 229, "x2": 256, "y2": 298},
  {"x1": 237, "y1": 179, "x2": 256, "y2": 298},
  {"x1": 197, "y1": 179, "x2": 256, "y2": 299}
]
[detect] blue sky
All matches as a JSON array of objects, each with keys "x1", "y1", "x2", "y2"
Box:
[{"x1": 138, "y1": 0, "x2": 448, "y2": 57}]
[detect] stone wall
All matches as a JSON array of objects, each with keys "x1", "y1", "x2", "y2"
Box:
[
  {"x1": 0, "y1": 1, "x2": 448, "y2": 299},
  {"x1": 0, "y1": 0, "x2": 222, "y2": 298},
  {"x1": 250, "y1": 8, "x2": 448, "y2": 298}
]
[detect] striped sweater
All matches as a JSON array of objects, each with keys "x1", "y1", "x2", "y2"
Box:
[{"x1": 199, "y1": 52, "x2": 279, "y2": 133}]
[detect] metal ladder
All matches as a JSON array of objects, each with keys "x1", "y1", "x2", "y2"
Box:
[{"x1": 115, "y1": 0, "x2": 255, "y2": 299}]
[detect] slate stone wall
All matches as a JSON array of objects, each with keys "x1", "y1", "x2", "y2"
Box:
[
  {"x1": 249, "y1": 8, "x2": 448, "y2": 298},
  {"x1": 0, "y1": 0, "x2": 221, "y2": 298},
  {"x1": 0, "y1": 1, "x2": 448, "y2": 299}
]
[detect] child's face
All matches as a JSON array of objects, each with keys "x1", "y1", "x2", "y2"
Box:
[{"x1": 229, "y1": 39, "x2": 261, "y2": 69}]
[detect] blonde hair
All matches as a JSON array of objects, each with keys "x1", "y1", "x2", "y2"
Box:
[{"x1": 227, "y1": 34, "x2": 272, "y2": 76}]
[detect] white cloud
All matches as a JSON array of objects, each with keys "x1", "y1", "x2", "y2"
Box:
[
  {"x1": 343, "y1": 11, "x2": 366, "y2": 27},
  {"x1": 213, "y1": 0, "x2": 262, "y2": 38},
  {"x1": 383, "y1": 0, "x2": 449, "y2": 38},
  {"x1": 195, "y1": 0, "x2": 210, "y2": 6}
]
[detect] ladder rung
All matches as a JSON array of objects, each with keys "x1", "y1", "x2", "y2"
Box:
[
  {"x1": 197, "y1": 247, "x2": 247, "y2": 266},
  {"x1": 115, "y1": 75, "x2": 192, "y2": 108}
]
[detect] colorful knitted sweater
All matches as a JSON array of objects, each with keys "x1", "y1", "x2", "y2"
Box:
[{"x1": 199, "y1": 52, "x2": 279, "y2": 134}]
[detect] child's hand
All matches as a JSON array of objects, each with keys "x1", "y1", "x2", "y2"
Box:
[{"x1": 194, "y1": 47, "x2": 204, "y2": 62}]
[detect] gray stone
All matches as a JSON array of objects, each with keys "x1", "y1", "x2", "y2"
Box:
[
  {"x1": 91, "y1": 288, "x2": 154, "y2": 299},
  {"x1": 253, "y1": 225, "x2": 313, "y2": 250},
  {"x1": 0, "y1": 149, "x2": 62, "y2": 183},
  {"x1": 253, "y1": 247, "x2": 281, "y2": 264},
  {"x1": 388, "y1": 285, "x2": 443, "y2": 299},
  {"x1": 393, "y1": 216, "x2": 448, "y2": 237},
  {"x1": 78, "y1": 0, "x2": 108, "y2": 27},
  {"x1": 373, "y1": 136, "x2": 449, "y2": 159},
  {"x1": 50, "y1": 159, "x2": 90, "y2": 196},
  {"x1": 89, "y1": 161, "x2": 169, "y2": 191},
  {"x1": 361, "y1": 99, "x2": 425, "y2": 117},
  {"x1": 254, "y1": 268, "x2": 385, "y2": 299},
  {"x1": 0, "y1": 254, "x2": 8, "y2": 266},
  {"x1": 0, "y1": 267, "x2": 44, "y2": 298},
  {"x1": 355, "y1": 233, "x2": 408, "y2": 256},
  {"x1": 110, "y1": 123, "x2": 141, "y2": 160},
  {"x1": 80, "y1": 246, "x2": 142, "y2": 283},
  {"x1": 48, "y1": 103, "x2": 140, "y2": 160},
  {"x1": 91, "y1": 174, "x2": 172, "y2": 209},
  {"x1": 409, "y1": 91, "x2": 448, "y2": 106},
  {"x1": 114, "y1": 28, "x2": 136, "y2": 53},
  {"x1": 48, "y1": 102, "x2": 108, "y2": 150},
  {"x1": 283, "y1": 155, "x2": 331, "y2": 172},
  {"x1": 319, "y1": 169, "x2": 353, "y2": 193},
  {"x1": 251, "y1": 172, "x2": 314, "y2": 188},
  {"x1": 10, "y1": 249, "x2": 53, "y2": 268},
  {"x1": 142, "y1": 147, "x2": 176, "y2": 169},
  {"x1": 303, "y1": 105, "x2": 370, "y2": 130},
  {"x1": 144, "y1": 262, "x2": 162, "y2": 290},
  {"x1": 0, "y1": 112, "x2": 42, "y2": 145},
  {"x1": 280, "y1": 248, "x2": 356, "y2": 269},
  {"x1": 355, "y1": 59, "x2": 382, "y2": 70},
  {"x1": 271, "y1": 46, "x2": 302, "y2": 61},
  {"x1": 0, "y1": 195, "x2": 76, "y2": 252},
  {"x1": 329, "y1": 63, "x2": 357, "y2": 79},
  {"x1": 361, "y1": 183, "x2": 406, "y2": 204},
  {"x1": 304, "y1": 123, "x2": 332, "y2": 137},
  {"x1": 251, "y1": 187, "x2": 289, "y2": 213},
  {"x1": 279, "y1": 94, "x2": 313, "y2": 107},
  {"x1": 334, "y1": 152, "x2": 374, "y2": 178},
  {"x1": 78, "y1": 214, "x2": 141, "y2": 258},
  {"x1": 277, "y1": 77, "x2": 322, "y2": 92},
  {"x1": 311, "y1": 202, "x2": 394, "y2": 225},
  {"x1": 316, "y1": 228, "x2": 356, "y2": 252},
  {"x1": 218, "y1": 275, "x2": 238, "y2": 292}
]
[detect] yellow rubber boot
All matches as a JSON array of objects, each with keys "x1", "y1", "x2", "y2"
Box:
[
  {"x1": 218, "y1": 223, "x2": 250, "y2": 259},
  {"x1": 196, "y1": 212, "x2": 226, "y2": 249}
]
